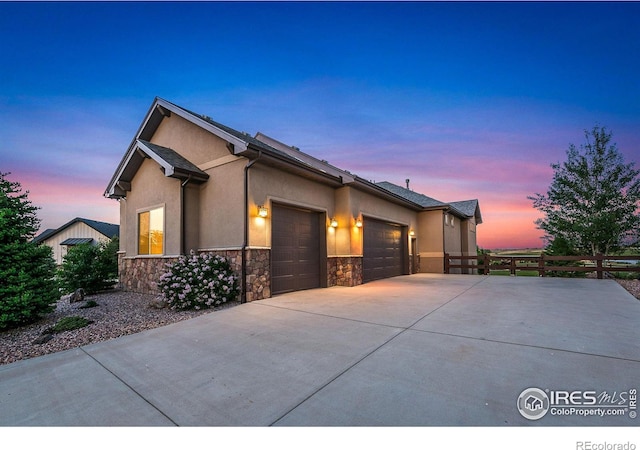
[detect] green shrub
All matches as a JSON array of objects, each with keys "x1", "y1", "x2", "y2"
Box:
[
  {"x1": 158, "y1": 251, "x2": 239, "y2": 310},
  {"x1": 57, "y1": 237, "x2": 119, "y2": 295},
  {"x1": 45, "y1": 316, "x2": 93, "y2": 333},
  {"x1": 0, "y1": 173, "x2": 59, "y2": 331},
  {"x1": 79, "y1": 300, "x2": 99, "y2": 309}
]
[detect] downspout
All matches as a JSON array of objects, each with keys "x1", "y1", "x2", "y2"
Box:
[
  {"x1": 242, "y1": 150, "x2": 262, "y2": 303},
  {"x1": 180, "y1": 175, "x2": 192, "y2": 255}
]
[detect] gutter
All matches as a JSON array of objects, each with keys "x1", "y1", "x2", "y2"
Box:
[
  {"x1": 241, "y1": 150, "x2": 262, "y2": 303},
  {"x1": 180, "y1": 175, "x2": 192, "y2": 255}
]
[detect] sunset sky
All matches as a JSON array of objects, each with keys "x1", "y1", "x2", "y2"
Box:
[{"x1": 1, "y1": 1, "x2": 639, "y2": 250}]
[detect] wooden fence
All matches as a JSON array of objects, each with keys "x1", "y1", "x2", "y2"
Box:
[{"x1": 444, "y1": 253, "x2": 640, "y2": 279}]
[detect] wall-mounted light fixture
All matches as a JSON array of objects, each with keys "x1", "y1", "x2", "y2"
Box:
[
  {"x1": 258, "y1": 205, "x2": 268, "y2": 218},
  {"x1": 330, "y1": 218, "x2": 339, "y2": 228},
  {"x1": 355, "y1": 218, "x2": 363, "y2": 228},
  {"x1": 409, "y1": 229, "x2": 415, "y2": 237}
]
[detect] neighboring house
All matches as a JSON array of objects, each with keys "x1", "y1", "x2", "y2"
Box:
[
  {"x1": 105, "y1": 97, "x2": 482, "y2": 301},
  {"x1": 33, "y1": 217, "x2": 120, "y2": 265}
]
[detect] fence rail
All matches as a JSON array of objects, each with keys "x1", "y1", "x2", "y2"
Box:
[{"x1": 444, "y1": 253, "x2": 640, "y2": 279}]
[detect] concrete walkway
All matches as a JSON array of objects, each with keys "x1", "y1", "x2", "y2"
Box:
[{"x1": 1, "y1": 274, "x2": 639, "y2": 426}]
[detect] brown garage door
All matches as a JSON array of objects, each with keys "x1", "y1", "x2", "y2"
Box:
[
  {"x1": 363, "y1": 218, "x2": 407, "y2": 282},
  {"x1": 272, "y1": 204, "x2": 322, "y2": 294}
]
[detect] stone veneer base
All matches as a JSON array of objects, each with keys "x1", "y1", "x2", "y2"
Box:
[
  {"x1": 327, "y1": 256, "x2": 363, "y2": 287},
  {"x1": 118, "y1": 249, "x2": 271, "y2": 302}
]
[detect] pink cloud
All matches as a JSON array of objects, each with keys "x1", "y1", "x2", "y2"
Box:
[{"x1": 6, "y1": 171, "x2": 119, "y2": 234}]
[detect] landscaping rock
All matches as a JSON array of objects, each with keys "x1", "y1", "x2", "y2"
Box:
[
  {"x1": 149, "y1": 297, "x2": 168, "y2": 309},
  {"x1": 32, "y1": 334, "x2": 53, "y2": 345},
  {"x1": 69, "y1": 288, "x2": 85, "y2": 303}
]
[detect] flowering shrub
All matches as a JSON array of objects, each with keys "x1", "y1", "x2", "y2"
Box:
[{"x1": 158, "y1": 252, "x2": 239, "y2": 310}]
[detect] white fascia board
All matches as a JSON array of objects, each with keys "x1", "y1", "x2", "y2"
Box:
[
  {"x1": 136, "y1": 140, "x2": 175, "y2": 177},
  {"x1": 105, "y1": 142, "x2": 139, "y2": 197}
]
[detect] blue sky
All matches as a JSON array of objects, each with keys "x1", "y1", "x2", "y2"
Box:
[{"x1": 1, "y1": 1, "x2": 639, "y2": 248}]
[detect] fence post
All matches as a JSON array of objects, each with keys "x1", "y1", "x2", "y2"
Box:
[
  {"x1": 538, "y1": 253, "x2": 545, "y2": 277},
  {"x1": 444, "y1": 253, "x2": 449, "y2": 274},
  {"x1": 484, "y1": 254, "x2": 490, "y2": 275},
  {"x1": 596, "y1": 253, "x2": 603, "y2": 279}
]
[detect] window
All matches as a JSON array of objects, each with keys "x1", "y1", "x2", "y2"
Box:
[{"x1": 138, "y1": 207, "x2": 164, "y2": 255}]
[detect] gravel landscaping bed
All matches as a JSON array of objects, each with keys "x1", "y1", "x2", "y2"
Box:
[
  {"x1": 616, "y1": 279, "x2": 640, "y2": 300},
  {"x1": 0, "y1": 290, "x2": 238, "y2": 366}
]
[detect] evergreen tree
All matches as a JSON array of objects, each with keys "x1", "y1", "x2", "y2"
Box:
[
  {"x1": 58, "y1": 237, "x2": 119, "y2": 295},
  {"x1": 0, "y1": 172, "x2": 58, "y2": 330},
  {"x1": 529, "y1": 127, "x2": 640, "y2": 255}
]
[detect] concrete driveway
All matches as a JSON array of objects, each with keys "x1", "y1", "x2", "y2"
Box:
[{"x1": 1, "y1": 274, "x2": 639, "y2": 426}]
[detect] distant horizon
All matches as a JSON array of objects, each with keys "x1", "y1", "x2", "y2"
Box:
[{"x1": 2, "y1": 2, "x2": 638, "y2": 249}]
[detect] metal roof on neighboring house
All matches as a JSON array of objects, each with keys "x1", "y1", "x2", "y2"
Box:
[
  {"x1": 60, "y1": 237, "x2": 94, "y2": 246},
  {"x1": 32, "y1": 228, "x2": 56, "y2": 244},
  {"x1": 32, "y1": 218, "x2": 119, "y2": 244}
]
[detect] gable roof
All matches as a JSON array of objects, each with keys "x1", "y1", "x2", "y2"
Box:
[
  {"x1": 32, "y1": 228, "x2": 56, "y2": 244},
  {"x1": 105, "y1": 98, "x2": 482, "y2": 221},
  {"x1": 33, "y1": 218, "x2": 119, "y2": 244},
  {"x1": 376, "y1": 181, "x2": 482, "y2": 223},
  {"x1": 375, "y1": 181, "x2": 447, "y2": 209},
  {"x1": 450, "y1": 199, "x2": 483, "y2": 224}
]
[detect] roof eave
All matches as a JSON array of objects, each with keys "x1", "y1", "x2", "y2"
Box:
[
  {"x1": 244, "y1": 145, "x2": 345, "y2": 187},
  {"x1": 349, "y1": 177, "x2": 424, "y2": 211}
]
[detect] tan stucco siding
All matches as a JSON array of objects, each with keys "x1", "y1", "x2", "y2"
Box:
[
  {"x1": 417, "y1": 210, "x2": 445, "y2": 273},
  {"x1": 42, "y1": 222, "x2": 111, "y2": 265},
  {"x1": 197, "y1": 158, "x2": 245, "y2": 249},
  {"x1": 247, "y1": 164, "x2": 335, "y2": 249},
  {"x1": 444, "y1": 213, "x2": 462, "y2": 256},
  {"x1": 123, "y1": 158, "x2": 181, "y2": 256},
  {"x1": 151, "y1": 114, "x2": 232, "y2": 166}
]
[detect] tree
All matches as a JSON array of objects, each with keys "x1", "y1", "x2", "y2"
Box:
[
  {"x1": 529, "y1": 126, "x2": 640, "y2": 255},
  {"x1": 0, "y1": 172, "x2": 58, "y2": 330},
  {"x1": 57, "y1": 237, "x2": 119, "y2": 295}
]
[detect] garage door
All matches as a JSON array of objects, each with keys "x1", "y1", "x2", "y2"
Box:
[
  {"x1": 272, "y1": 204, "x2": 322, "y2": 294},
  {"x1": 363, "y1": 218, "x2": 406, "y2": 282}
]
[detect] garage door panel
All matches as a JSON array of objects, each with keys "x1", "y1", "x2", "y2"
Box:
[
  {"x1": 363, "y1": 218, "x2": 406, "y2": 282},
  {"x1": 272, "y1": 204, "x2": 322, "y2": 295}
]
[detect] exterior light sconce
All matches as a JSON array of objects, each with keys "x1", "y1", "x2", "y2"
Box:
[
  {"x1": 330, "y1": 218, "x2": 339, "y2": 228},
  {"x1": 409, "y1": 229, "x2": 415, "y2": 237},
  {"x1": 257, "y1": 205, "x2": 268, "y2": 218},
  {"x1": 355, "y1": 218, "x2": 363, "y2": 228}
]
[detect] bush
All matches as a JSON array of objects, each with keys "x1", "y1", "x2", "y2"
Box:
[
  {"x1": 57, "y1": 238, "x2": 119, "y2": 295},
  {"x1": 44, "y1": 316, "x2": 93, "y2": 334},
  {"x1": 158, "y1": 251, "x2": 239, "y2": 310},
  {"x1": 0, "y1": 173, "x2": 59, "y2": 331}
]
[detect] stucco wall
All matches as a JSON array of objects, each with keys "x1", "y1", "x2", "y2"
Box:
[
  {"x1": 247, "y1": 164, "x2": 336, "y2": 249},
  {"x1": 417, "y1": 210, "x2": 445, "y2": 273},
  {"x1": 152, "y1": 114, "x2": 232, "y2": 165},
  {"x1": 197, "y1": 158, "x2": 245, "y2": 249},
  {"x1": 122, "y1": 158, "x2": 181, "y2": 256}
]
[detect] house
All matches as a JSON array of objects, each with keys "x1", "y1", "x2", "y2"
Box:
[
  {"x1": 33, "y1": 217, "x2": 120, "y2": 265},
  {"x1": 105, "y1": 97, "x2": 482, "y2": 301}
]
